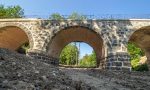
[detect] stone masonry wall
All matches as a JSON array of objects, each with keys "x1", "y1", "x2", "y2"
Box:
[{"x1": 1, "y1": 19, "x2": 150, "y2": 71}]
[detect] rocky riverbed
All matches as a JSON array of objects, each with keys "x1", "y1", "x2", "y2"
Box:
[
  {"x1": 61, "y1": 68, "x2": 150, "y2": 90},
  {"x1": 0, "y1": 48, "x2": 90, "y2": 90},
  {"x1": 0, "y1": 48, "x2": 150, "y2": 90}
]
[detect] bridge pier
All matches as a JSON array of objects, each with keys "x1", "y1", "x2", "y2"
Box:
[{"x1": 106, "y1": 52, "x2": 131, "y2": 71}]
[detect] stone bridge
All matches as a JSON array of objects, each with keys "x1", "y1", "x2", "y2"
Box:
[{"x1": 0, "y1": 18, "x2": 150, "y2": 71}]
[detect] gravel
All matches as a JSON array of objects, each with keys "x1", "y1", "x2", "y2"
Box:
[
  {"x1": 0, "y1": 48, "x2": 90, "y2": 90},
  {"x1": 61, "y1": 68, "x2": 150, "y2": 90},
  {"x1": 1, "y1": 48, "x2": 150, "y2": 90}
]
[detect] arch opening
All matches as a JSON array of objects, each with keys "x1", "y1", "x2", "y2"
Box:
[
  {"x1": 59, "y1": 42, "x2": 97, "y2": 68},
  {"x1": 0, "y1": 26, "x2": 30, "y2": 54},
  {"x1": 47, "y1": 26, "x2": 105, "y2": 68},
  {"x1": 128, "y1": 26, "x2": 150, "y2": 71}
]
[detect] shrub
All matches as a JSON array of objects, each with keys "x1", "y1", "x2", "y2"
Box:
[
  {"x1": 17, "y1": 42, "x2": 29, "y2": 54},
  {"x1": 127, "y1": 42, "x2": 149, "y2": 71}
]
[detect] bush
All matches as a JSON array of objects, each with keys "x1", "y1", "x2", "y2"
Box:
[
  {"x1": 133, "y1": 64, "x2": 149, "y2": 71},
  {"x1": 127, "y1": 42, "x2": 149, "y2": 71},
  {"x1": 17, "y1": 42, "x2": 29, "y2": 54},
  {"x1": 79, "y1": 51, "x2": 96, "y2": 67}
]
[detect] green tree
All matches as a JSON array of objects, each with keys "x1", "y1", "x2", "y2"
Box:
[
  {"x1": 49, "y1": 12, "x2": 87, "y2": 20},
  {"x1": 68, "y1": 12, "x2": 87, "y2": 20},
  {"x1": 49, "y1": 13, "x2": 64, "y2": 20},
  {"x1": 79, "y1": 51, "x2": 96, "y2": 67},
  {"x1": 60, "y1": 43, "x2": 79, "y2": 65},
  {"x1": 127, "y1": 42, "x2": 148, "y2": 71},
  {"x1": 0, "y1": 5, "x2": 24, "y2": 18}
]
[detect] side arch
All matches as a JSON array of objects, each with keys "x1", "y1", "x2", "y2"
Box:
[
  {"x1": 128, "y1": 26, "x2": 150, "y2": 68},
  {"x1": 0, "y1": 23, "x2": 34, "y2": 49}
]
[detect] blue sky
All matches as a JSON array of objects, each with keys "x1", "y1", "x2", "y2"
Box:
[
  {"x1": 1, "y1": 0, "x2": 150, "y2": 58},
  {"x1": 73, "y1": 42, "x2": 94, "y2": 59},
  {"x1": 1, "y1": 0, "x2": 150, "y2": 16}
]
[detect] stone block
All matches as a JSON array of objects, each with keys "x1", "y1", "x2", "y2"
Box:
[
  {"x1": 110, "y1": 66, "x2": 122, "y2": 70},
  {"x1": 123, "y1": 62, "x2": 131, "y2": 67},
  {"x1": 121, "y1": 67, "x2": 131, "y2": 71},
  {"x1": 106, "y1": 62, "x2": 112, "y2": 67},
  {"x1": 112, "y1": 62, "x2": 122, "y2": 67}
]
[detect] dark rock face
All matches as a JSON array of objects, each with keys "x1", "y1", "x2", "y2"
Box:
[{"x1": 0, "y1": 48, "x2": 90, "y2": 90}]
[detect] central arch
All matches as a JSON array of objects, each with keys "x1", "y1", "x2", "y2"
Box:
[{"x1": 47, "y1": 26, "x2": 105, "y2": 68}]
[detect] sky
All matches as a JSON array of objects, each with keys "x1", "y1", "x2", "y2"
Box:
[
  {"x1": 1, "y1": 0, "x2": 150, "y2": 58},
  {"x1": 72, "y1": 42, "x2": 94, "y2": 59},
  {"x1": 1, "y1": 0, "x2": 150, "y2": 16}
]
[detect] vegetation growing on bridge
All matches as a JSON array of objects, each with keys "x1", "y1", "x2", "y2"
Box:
[{"x1": 49, "y1": 12, "x2": 87, "y2": 20}]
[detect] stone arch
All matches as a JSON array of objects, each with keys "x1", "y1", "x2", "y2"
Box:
[
  {"x1": 0, "y1": 23, "x2": 33, "y2": 49},
  {"x1": 47, "y1": 26, "x2": 105, "y2": 68},
  {"x1": 128, "y1": 25, "x2": 150, "y2": 68}
]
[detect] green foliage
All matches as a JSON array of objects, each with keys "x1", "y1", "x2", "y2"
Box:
[
  {"x1": 68, "y1": 12, "x2": 87, "y2": 20},
  {"x1": 127, "y1": 42, "x2": 148, "y2": 71},
  {"x1": 59, "y1": 42, "x2": 96, "y2": 67},
  {"x1": 17, "y1": 42, "x2": 29, "y2": 54},
  {"x1": 79, "y1": 51, "x2": 96, "y2": 67},
  {"x1": 60, "y1": 43, "x2": 79, "y2": 65},
  {"x1": 0, "y1": 5, "x2": 24, "y2": 18},
  {"x1": 49, "y1": 13, "x2": 64, "y2": 20},
  {"x1": 49, "y1": 12, "x2": 87, "y2": 20},
  {"x1": 127, "y1": 42, "x2": 144, "y2": 59},
  {"x1": 133, "y1": 64, "x2": 149, "y2": 71}
]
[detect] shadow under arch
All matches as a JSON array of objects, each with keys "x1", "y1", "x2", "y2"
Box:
[
  {"x1": 129, "y1": 26, "x2": 150, "y2": 69},
  {"x1": 0, "y1": 23, "x2": 33, "y2": 49},
  {"x1": 0, "y1": 26, "x2": 31, "y2": 52},
  {"x1": 47, "y1": 26, "x2": 105, "y2": 68}
]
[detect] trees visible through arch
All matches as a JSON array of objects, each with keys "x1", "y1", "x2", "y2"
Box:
[
  {"x1": 59, "y1": 42, "x2": 97, "y2": 68},
  {"x1": 60, "y1": 43, "x2": 79, "y2": 65},
  {"x1": 127, "y1": 42, "x2": 148, "y2": 71},
  {"x1": 128, "y1": 26, "x2": 150, "y2": 71}
]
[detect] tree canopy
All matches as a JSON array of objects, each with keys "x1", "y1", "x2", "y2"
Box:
[
  {"x1": 68, "y1": 12, "x2": 87, "y2": 20},
  {"x1": 0, "y1": 5, "x2": 24, "y2": 18},
  {"x1": 49, "y1": 13, "x2": 64, "y2": 20},
  {"x1": 49, "y1": 12, "x2": 87, "y2": 20},
  {"x1": 60, "y1": 43, "x2": 79, "y2": 65},
  {"x1": 79, "y1": 51, "x2": 96, "y2": 67}
]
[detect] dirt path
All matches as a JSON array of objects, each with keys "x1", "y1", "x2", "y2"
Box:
[{"x1": 60, "y1": 68, "x2": 130, "y2": 90}]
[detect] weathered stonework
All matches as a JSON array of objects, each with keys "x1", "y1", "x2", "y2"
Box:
[
  {"x1": 27, "y1": 52, "x2": 59, "y2": 65},
  {"x1": 1, "y1": 18, "x2": 150, "y2": 71}
]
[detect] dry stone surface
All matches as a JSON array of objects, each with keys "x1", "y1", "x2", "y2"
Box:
[
  {"x1": 0, "y1": 48, "x2": 150, "y2": 90},
  {"x1": 0, "y1": 48, "x2": 90, "y2": 90}
]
